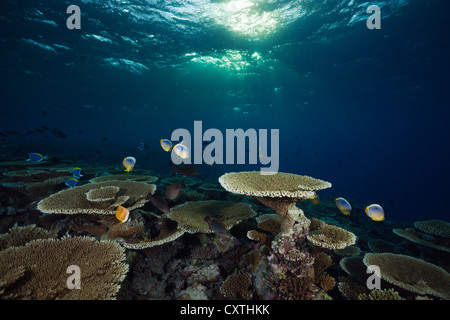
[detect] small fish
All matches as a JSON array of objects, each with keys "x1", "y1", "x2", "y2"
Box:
[
  {"x1": 160, "y1": 139, "x2": 173, "y2": 152},
  {"x1": 365, "y1": 204, "x2": 385, "y2": 221},
  {"x1": 165, "y1": 182, "x2": 185, "y2": 200},
  {"x1": 204, "y1": 216, "x2": 231, "y2": 239},
  {"x1": 173, "y1": 142, "x2": 189, "y2": 159},
  {"x1": 309, "y1": 192, "x2": 320, "y2": 205},
  {"x1": 138, "y1": 142, "x2": 145, "y2": 151},
  {"x1": 26, "y1": 153, "x2": 48, "y2": 162},
  {"x1": 71, "y1": 167, "x2": 83, "y2": 179},
  {"x1": 116, "y1": 205, "x2": 130, "y2": 223},
  {"x1": 65, "y1": 178, "x2": 78, "y2": 188},
  {"x1": 335, "y1": 197, "x2": 352, "y2": 215},
  {"x1": 146, "y1": 193, "x2": 170, "y2": 214},
  {"x1": 122, "y1": 156, "x2": 136, "y2": 172}
]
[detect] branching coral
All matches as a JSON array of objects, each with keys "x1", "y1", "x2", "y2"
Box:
[
  {"x1": 220, "y1": 273, "x2": 253, "y2": 300},
  {"x1": 316, "y1": 273, "x2": 336, "y2": 292},
  {"x1": 363, "y1": 253, "x2": 450, "y2": 299},
  {"x1": 278, "y1": 275, "x2": 319, "y2": 300},
  {"x1": 0, "y1": 236, "x2": 128, "y2": 299},
  {"x1": 247, "y1": 230, "x2": 272, "y2": 247},
  {"x1": 357, "y1": 288, "x2": 404, "y2": 300},
  {"x1": 313, "y1": 252, "x2": 333, "y2": 276},
  {"x1": 338, "y1": 276, "x2": 369, "y2": 300}
]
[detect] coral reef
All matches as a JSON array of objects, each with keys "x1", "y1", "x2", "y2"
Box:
[
  {"x1": 219, "y1": 171, "x2": 331, "y2": 235},
  {"x1": 1, "y1": 163, "x2": 449, "y2": 302}
]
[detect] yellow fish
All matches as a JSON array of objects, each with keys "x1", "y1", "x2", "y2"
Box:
[
  {"x1": 335, "y1": 197, "x2": 352, "y2": 215},
  {"x1": 160, "y1": 139, "x2": 173, "y2": 152},
  {"x1": 309, "y1": 192, "x2": 320, "y2": 205},
  {"x1": 122, "y1": 156, "x2": 136, "y2": 172},
  {"x1": 173, "y1": 142, "x2": 189, "y2": 159},
  {"x1": 365, "y1": 204, "x2": 385, "y2": 221},
  {"x1": 116, "y1": 205, "x2": 130, "y2": 223}
]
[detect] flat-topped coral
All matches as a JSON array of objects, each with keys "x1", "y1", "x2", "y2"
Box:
[
  {"x1": 278, "y1": 275, "x2": 319, "y2": 300},
  {"x1": 85, "y1": 186, "x2": 120, "y2": 202},
  {"x1": 168, "y1": 200, "x2": 256, "y2": 234},
  {"x1": 37, "y1": 181, "x2": 155, "y2": 215},
  {"x1": 357, "y1": 288, "x2": 404, "y2": 300},
  {"x1": 89, "y1": 174, "x2": 158, "y2": 184},
  {"x1": 334, "y1": 245, "x2": 361, "y2": 257},
  {"x1": 1, "y1": 168, "x2": 71, "y2": 198},
  {"x1": 393, "y1": 228, "x2": 450, "y2": 253},
  {"x1": 219, "y1": 171, "x2": 331, "y2": 235},
  {"x1": 363, "y1": 253, "x2": 450, "y2": 299},
  {"x1": 414, "y1": 220, "x2": 450, "y2": 238},
  {"x1": 368, "y1": 239, "x2": 397, "y2": 253},
  {"x1": 0, "y1": 236, "x2": 128, "y2": 299},
  {"x1": 0, "y1": 225, "x2": 57, "y2": 250},
  {"x1": 307, "y1": 223, "x2": 356, "y2": 250},
  {"x1": 339, "y1": 256, "x2": 368, "y2": 284}
]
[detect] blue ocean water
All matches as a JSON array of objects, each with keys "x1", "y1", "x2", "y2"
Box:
[{"x1": 0, "y1": 0, "x2": 449, "y2": 224}]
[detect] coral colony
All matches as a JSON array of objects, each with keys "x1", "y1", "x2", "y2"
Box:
[{"x1": 1, "y1": 166, "x2": 449, "y2": 301}]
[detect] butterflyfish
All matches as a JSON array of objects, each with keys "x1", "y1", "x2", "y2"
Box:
[
  {"x1": 335, "y1": 197, "x2": 352, "y2": 215},
  {"x1": 123, "y1": 156, "x2": 136, "y2": 172}
]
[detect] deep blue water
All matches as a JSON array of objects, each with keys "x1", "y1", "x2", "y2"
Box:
[{"x1": 0, "y1": 0, "x2": 449, "y2": 222}]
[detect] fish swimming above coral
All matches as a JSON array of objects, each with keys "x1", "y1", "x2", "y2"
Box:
[
  {"x1": 335, "y1": 197, "x2": 352, "y2": 215},
  {"x1": 165, "y1": 182, "x2": 186, "y2": 200},
  {"x1": 116, "y1": 205, "x2": 130, "y2": 223},
  {"x1": 173, "y1": 141, "x2": 189, "y2": 159},
  {"x1": 123, "y1": 156, "x2": 136, "y2": 172},
  {"x1": 160, "y1": 139, "x2": 173, "y2": 152},
  {"x1": 309, "y1": 192, "x2": 320, "y2": 205},
  {"x1": 204, "y1": 216, "x2": 232, "y2": 239},
  {"x1": 71, "y1": 167, "x2": 83, "y2": 179},
  {"x1": 146, "y1": 193, "x2": 170, "y2": 214},
  {"x1": 26, "y1": 153, "x2": 48, "y2": 162},
  {"x1": 65, "y1": 177, "x2": 78, "y2": 188},
  {"x1": 365, "y1": 204, "x2": 385, "y2": 221}
]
